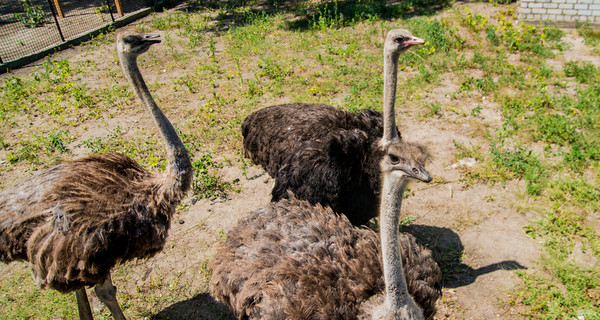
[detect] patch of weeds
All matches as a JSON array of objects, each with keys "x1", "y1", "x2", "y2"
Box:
[
  {"x1": 564, "y1": 61, "x2": 600, "y2": 84},
  {"x1": 36, "y1": 58, "x2": 72, "y2": 84},
  {"x1": 549, "y1": 178, "x2": 600, "y2": 212},
  {"x1": 6, "y1": 140, "x2": 41, "y2": 164},
  {"x1": 577, "y1": 23, "x2": 600, "y2": 47},
  {"x1": 564, "y1": 142, "x2": 600, "y2": 172},
  {"x1": 0, "y1": 77, "x2": 29, "y2": 118},
  {"x1": 192, "y1": 153, "x2": 238, "y2": 199},
  {"x1": 489, "y1": 143, "x2": 546, "y2": 195},
  {"x1": 287, "y1": 0, "x2": 407, "y2": 31},
  {"x1": 257, "y1": 57, "x2": 292, "y2": 80},
  {"x1": 400, "y1": 17, "x2": 464, "y2": 67},
  {"x1": 460, "y1": 8, "x2": 488, "y2": 32},
  {"x1": 34, "y1": 130, "x2": 70, "y2": 154},
  {"x1": 486, "y1": 9, "x2": 564, "y2": 57},
  {"x1": 14, "y1": 0, "x2": 45, "y2": 28},
  {"x1": 399, "y1": 216, "x2": 416, "y2": 226},
  {"x1": 226, "y1": 12, "x2": 273, "y2": 57},
  {"x1": 460, "y1": 75, "x2": 497, "y2": 94},
  {"x1": 531, "y1": 113, "x2": 577, "y2": 146},
  {"x1": 174, "y1": 74, "x2": 200, "y2": 93},
  {"x1": 515, "y1": 263, "x2": 599, "y2": 320},
  {"x1": 519, "y1": 205, "x2": 599, "y2": 318},
  {"x1": 453, "y1": 140, "x2": 484, "y2": 162},
  {"x1": 424, "y1": 102, "x2": 442, "y2": 117},
  {"x1": 5, "y1": 131, "x2": 71, "y2": 164}
]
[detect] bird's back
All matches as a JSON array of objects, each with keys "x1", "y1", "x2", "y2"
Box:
[
  {"x1": 241, "y1": 103, "x2": 384, "y2": 177},
  {"x1": 210, "y1": 197, "x2": 441, "y2": 320},
  {"x1": 0, "y1": 153, "x2": 173, "y2": 292}
]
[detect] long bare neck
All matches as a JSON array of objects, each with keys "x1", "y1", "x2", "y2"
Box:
[
  {"x1": 118, "y1": 53, "x2": 192, "y2": 198},
  {"x1": 379, "y1": 174, "x2": 411, "y2": 312},
  {"x1": 382, "y1": 50, "x2": 400, "y2": 145}
]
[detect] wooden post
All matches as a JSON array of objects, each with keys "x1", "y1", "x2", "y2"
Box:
[
  {"x1": 52, "y1": 0, "x2": 64, "y2": 18},
  {"x1": 114, "y1": 0, "x2": 124, "y2": 16}
]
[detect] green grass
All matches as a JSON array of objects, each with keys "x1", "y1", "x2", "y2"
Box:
[
  {"x1": 0, "y1": 0, "x2": 598, "y2": 318},
  {"x1": 0, "y1": 267, "x2": 78, "y2": 319}
]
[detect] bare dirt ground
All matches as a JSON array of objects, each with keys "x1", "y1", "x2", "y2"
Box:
[{"x1": 0, "y1": 1, "x2": 597, "y2": 319}]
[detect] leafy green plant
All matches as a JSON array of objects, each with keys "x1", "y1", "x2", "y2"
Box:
[
  {"x1": 424, "y1": 102, "x2": 441, "y2": 117},
  {"x1": 564, "y1": 61, "x2": 600, "y2": 84},
  {"x1": 14, "y1": 0, "x2": 45, "y2": 28},
  {"x1": 486, "y1": 9, "x2": 563, "y2": 57},
  {"x1": 258, "y1": 57, "x2": 292, "y2": 80},
  {"x1": 191, "y1": 153, "x2": 237, "y2": 199},
  {"x1": 489, "y1": 143, "x2": 546, "y2": 195},
  {"x1": 6, "y1": 140, "x2": 40, "y2": 164}
]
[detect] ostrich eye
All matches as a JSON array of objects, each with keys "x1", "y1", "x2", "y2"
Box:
[
  {"x1": 394, "y1": 37, "x2": 408, "y2": 44},
  {"x1": 389, "y1": 154, "x2": 400, "y2": 164},
  {"x1": 124, "y1": 36, "x2": 136, "y2": 44}
]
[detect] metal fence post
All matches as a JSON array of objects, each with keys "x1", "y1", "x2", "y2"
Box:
[
  {"x1": 106, "y1": 0, "x2": 116, "y2": 22},
  {"x1": 46, "y1": 0, "x2": 65, "y2": 42}
]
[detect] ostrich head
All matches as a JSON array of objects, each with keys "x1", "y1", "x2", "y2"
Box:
[
  {"x1": 380, "y1": 141, "x2": 432, "y2": 184},
  {"x1": 381, "y1": 29, "x2": 424, "y2": 148},
  {"x1": 116, "y1": 31, "x2": 161, "y2": 57},
  {"x1": 384, "y1": 29, "x2": 425, "y2": 60}
]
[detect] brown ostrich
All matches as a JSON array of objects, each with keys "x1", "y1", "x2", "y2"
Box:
[
  {"x1": 241, "y1": 29, "x2": 425, "y2": 226},
  {"x1": 211, "y1": 82, "x2": 441, "y2": 319},
  {"x1": 0, "y1": 31, "x2": 192, "y2": 320}
]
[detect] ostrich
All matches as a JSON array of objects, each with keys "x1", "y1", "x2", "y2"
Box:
[
  {"x1": 0, "y1": 30, "x2": 192, "y2": 320},
  {"x1": 241, "y1": 29, "x2": 425, "y2": 226},
  {"x1": 211, "y1": 113, "x2": 441, "y2": 318}
]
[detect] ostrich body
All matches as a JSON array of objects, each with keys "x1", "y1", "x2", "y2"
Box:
[
  {"x1": 0, "y1": 31, "x2": 192, "y2": 320},
  {"x1": 210, "y1": 148, "x2": 440, "y2": 320},
  {"x1": 241, "y1": 29, "x2": 424, "y2": 226},
  {"x1": 212, "y1": 36, "x2": 441, "y2": 317}
]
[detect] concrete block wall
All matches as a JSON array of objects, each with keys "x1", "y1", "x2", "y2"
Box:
[{"x1": 519, "y1": 0, "x2": 600, "y2": 26}]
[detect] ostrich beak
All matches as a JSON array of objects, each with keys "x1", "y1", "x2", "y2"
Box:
[
  {"x1": 141, "y1": 34, "x2": 161, "y2": 45},
  {"x1": 405, "y1": 36, "x2": 425, "y2": 46},
  {"x1": 403, "y1": 165, "x2": 432, "y2": 183}
]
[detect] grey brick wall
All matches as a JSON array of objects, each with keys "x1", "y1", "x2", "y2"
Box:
[{"x1": 519, "y1": 0, "x2": 600, "y2": 26}]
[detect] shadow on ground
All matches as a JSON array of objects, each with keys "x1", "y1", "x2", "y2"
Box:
[
  {"x1": 402, "y1": 224, "x2": 526, "y2": 288},
  {"x1": 174, "y1": 0, "x2": 453, "y2": 32},
  {"x1": 150, "y1": 292, "x2": 235, "y2": 320},
  {"x1": 151, "y1": 223, "x2": 524, "y2": 319}
]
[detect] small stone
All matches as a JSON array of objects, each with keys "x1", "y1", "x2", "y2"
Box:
[{"x1": 178, "y1": 219, "x2": 184, "y2": 224}]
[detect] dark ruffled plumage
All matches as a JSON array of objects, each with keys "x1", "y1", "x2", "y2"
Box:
[
  {"x1": 242, "y1": 103, "x2": 395, "y2": 226},
  {"x1": 210, "y1": 197, "x2": 441, "y2": 320}
]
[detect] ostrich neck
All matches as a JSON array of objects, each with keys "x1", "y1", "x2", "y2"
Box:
[
  {"x1": 119, "y1": 53, "x2": 192, "y2": 197},
  {"x1": 382, "y1": 51, "x2": 400, "y2": 144},
  {"x1": 380, "y1": 174, "x2": 410, "y2": 311}
]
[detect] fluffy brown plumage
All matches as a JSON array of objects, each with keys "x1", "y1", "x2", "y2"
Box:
[
  {"x1": 242, "y1": 103, "x2": 386, "y2": 227},
  {"x1": 242, "y1": 29, "x2": 425, "y2": 227},
  {"x1": 210, "y1": 196, "x2": 441, "y2": 320},
  {"x1": 0, "y1": 31, "x2": 192, "y2": 319},
  {"x1": 1, "y1": 153, "x2": 178, "y2": 291}
]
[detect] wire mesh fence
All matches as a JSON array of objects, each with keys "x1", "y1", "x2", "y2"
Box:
[{"x1": 1, "y1": 0, "x2": 152, "y2": 70}]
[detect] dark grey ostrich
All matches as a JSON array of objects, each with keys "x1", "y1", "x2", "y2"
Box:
[
  {"x1": 0, "y1": 31, "x2": 192, "y2": 320},
  {"x1": 211, "y1": 126, "x2": 441, "y2": 319},
  {"x1": 241, "y1": 29, "x2": 424, "y2": 226}
]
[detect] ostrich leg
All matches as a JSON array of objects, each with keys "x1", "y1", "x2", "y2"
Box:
[
  {"x1": 94, "y1": 275, "x2": 126, "y2": 320},
  {"x1": 76, "y1": 288, "x2": 94, "y2": 320}
]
